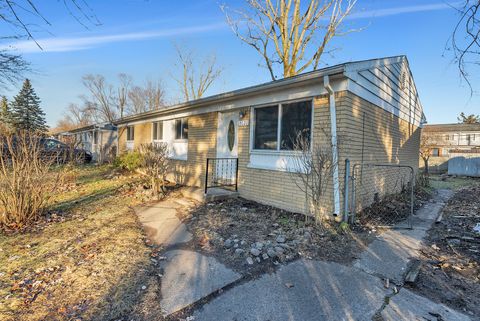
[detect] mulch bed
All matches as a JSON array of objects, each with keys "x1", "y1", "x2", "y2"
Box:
[
  {"x1": 180, "y1": 197, "x2": 375, "y2": 276},
  {"x1": 406, "y1": 184, "x2": 480, "y2": 319}
]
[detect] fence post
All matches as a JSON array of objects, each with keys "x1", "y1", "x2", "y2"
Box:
[
  {"x1": 235, "y1": 158, "x2": 239, "y2": 191},
  {"x1": 343, "y1": 158, "x2": 350, "y2": 222},
  {"x1": 204, "y1": 158, "x2": 209, "y2": 194}
]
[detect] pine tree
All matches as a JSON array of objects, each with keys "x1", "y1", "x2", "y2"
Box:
[
  {"x1": 10, "y1": 79, "x2": 48, "y2": 134},
  {"x1": 0, "y1": 96, "x2": 10, "y2": 124}
]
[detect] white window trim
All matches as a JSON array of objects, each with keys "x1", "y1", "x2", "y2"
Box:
[
  {"x1": 248, "y1": 98, "x2": 314, "y2": 172},
  {"x1": 249, "y1": 97, "x2": 314, "y2": 154}
]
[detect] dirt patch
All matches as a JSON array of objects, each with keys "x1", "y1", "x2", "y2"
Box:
[
  {"x1": 406, "y1": 183, "x2": 480, "y2": 319},
  {"x1": 179, "y1": 197, "x2": 375, "y2": 276}
]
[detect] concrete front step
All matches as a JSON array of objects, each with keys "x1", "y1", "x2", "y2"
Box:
[{"x1": 180, "y1": 186, "x2": 239, "y2": 203}]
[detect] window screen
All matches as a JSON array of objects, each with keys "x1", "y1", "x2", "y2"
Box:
[
  {"x1": 127, "y1": 126, "x2": 135, "y2": 141},
  {"x1": 175, "y1": 118, "x2": 188, "y2": 140}
]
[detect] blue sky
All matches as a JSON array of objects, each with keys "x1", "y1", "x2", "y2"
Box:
[{"x1": 1, "y1": 0, "x2": 479, "y2": 127}]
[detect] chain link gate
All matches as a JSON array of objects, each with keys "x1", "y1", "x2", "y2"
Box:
[{"x1": 346, "y1": 163, "x2": 415, "y2": 229}]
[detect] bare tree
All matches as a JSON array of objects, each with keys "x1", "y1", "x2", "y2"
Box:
[
  {"x1": 288, "y1": 132, "x2": 336, "y2": 226},
  {"x1": 449, "y1": 1, "x2": 480, "y2": 93},
  {"x1": 0, "y1": 51, "x2": 30, "y2": 89},
  {"x1": 127, "y1": 80, "x2": 166, "y2": 114},
  {"x1": 128, "y1": 85, "x2": 147, "y2": 114},
  {"x1": 0, "y1": 1, "x2": 99, "y2": 87},
  {"x1": 0, "y1": 130, "x2": 67, "y2": 229},
  {"x1": 116, "y1": 73, "x2": 132, "y2": 118},
  {"x1": 457, "y1": 112, "x2": 480, "y2": 124},
  {"x1": 144, "y1": 80, "x2": 165, "y2": 111},
  {"x1": 173, "y1": 45, "x2": 223, "y2": 101},
  {"x1": 223, "y1": 0, "x2": 357, "y2": 80},
  {"x1": 138, "y1": 142, "x2": 170, "y2": 199},
  {"x1": 419, "y1": 135, "x2": 434, "y2": 175},
  {"x1": 82, "y1": 74, "x2": 117, "y2": 122}
]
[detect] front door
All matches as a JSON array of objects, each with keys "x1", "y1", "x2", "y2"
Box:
[
  {"x1": 217, "y1": 111, "x2": 239, "y2": 158},
  {"x1": 214, "y1": 111, "x2": 239, "y2": 185}
]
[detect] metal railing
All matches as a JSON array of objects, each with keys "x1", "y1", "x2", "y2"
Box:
[{"x1": 204, "y1": 158, "x2": 239, "y2": 193}]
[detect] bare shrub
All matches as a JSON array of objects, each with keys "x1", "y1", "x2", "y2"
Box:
[
  {"x1": 288, "y1": 133, "x2": 336, "y2": 226},
  {"x1": 0, "y1": 131, "x2": 66, "y2": 229},
  {"x1": 138, "y1": 143, "x2": 170, "y2": 199}
]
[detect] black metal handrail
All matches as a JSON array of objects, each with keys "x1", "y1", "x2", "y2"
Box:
[{"x1": 204, "y1": 157, "x2": 239, "y2": 193}]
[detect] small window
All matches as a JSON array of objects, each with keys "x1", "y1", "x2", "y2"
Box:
[
  {"x1": 444, "y1": 135, "x2": 449, "y2": 141},
  {"x1": 175, "y1": 118, "x2": 188, "y2": 140},
  {"x1": 152, "y1": 121, "x2": 163, "y2": 141},
  {"x1": 93, "y1": 131, "x2": 98, "y2": 144},
  {"x1": 228, "y1": 120, "x2": 235, "y2": 152},
  {"x1": 432, "y1": 148, "x2": 440, "y2": 157},
  {"x1": 127, "y1": 126, "x2": 135, "y2": 141}
]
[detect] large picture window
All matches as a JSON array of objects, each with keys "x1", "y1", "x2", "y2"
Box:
[
  {"x1": 152, "y1": 121, "x2": 163, "y2": 141},
  {"x1": 253, "y1": 100, "x2": 312, "y2": 151},
  {"x1": 175, "y1": 118, "x2": 188, "y2": 140},
  {"x1": 126, "y1": 126, "x2": 135, "y2": 141}
]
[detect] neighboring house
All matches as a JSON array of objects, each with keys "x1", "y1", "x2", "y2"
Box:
[
  {"x1": 56, "y1": 123, "x2": 118, "y2": 162},
  {"x1": 116, "y1": 56, "x2": 424, "y2": 218},
  {"x1": 422, "y1": 123, "x2": 480, "y2": 156},
  {"x1": 421, "y1": 123, "x2": 480, "y2": 173}
]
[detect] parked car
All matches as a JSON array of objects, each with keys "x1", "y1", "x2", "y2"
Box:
[{"x1": 40, "y1": 138, "x2": 92, "y2": 164}]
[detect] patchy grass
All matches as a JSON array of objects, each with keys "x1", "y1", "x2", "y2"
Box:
[
  {"x1": 429, "y1": 174, "x2": 479, "y2": 190},
  {"x1": 0, "y1": 165, "x2": 152, "y2": 321}
]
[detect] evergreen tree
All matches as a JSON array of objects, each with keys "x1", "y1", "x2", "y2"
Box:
[
  {"x1": 0, "y1": 96, "x2": 10, "y2": 124},
  {"x1": 10, "y1": 79, "x2": 48, "y2": 134}
]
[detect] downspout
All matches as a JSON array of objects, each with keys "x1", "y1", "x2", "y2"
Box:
[{"x1": 323, "y1": 75, "x2": 341, "y2": 217}]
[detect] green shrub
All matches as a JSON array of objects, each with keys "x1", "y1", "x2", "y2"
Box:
[{"x1": 114, "y1": 151, "x2": 143, "y2": 171}]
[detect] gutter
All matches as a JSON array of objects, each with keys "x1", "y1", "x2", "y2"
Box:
[{"x1": 323, "y1": 75, "x2": 341, "y2": 217}]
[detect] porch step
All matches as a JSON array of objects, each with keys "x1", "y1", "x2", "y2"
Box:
[{"x1": 180, "y1": 186, "x2": 239, "y2": 203}]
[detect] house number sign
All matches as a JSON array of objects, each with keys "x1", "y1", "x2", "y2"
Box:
[{"x1": 238, "y1": 120, "x2": 249, "y2": 127}]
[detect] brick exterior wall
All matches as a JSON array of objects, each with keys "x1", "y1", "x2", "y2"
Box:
[
  {"x1": 336, "y1": 91, "x2": 421, "y2": 214},
  {"x1": 117, "y1": 90, "x2": 421, "y2": 218}
]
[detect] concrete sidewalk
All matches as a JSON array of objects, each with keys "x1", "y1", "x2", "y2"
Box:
[
  {"x1": 135, "y1": 191, "x2": 472, "y2": 321},
  {"x1": 192, "y1": 190, "x2": 471, "y2": 321}
]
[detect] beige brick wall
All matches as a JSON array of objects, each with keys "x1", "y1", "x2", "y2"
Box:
[
  {"x1": 117, "y1": 90, "x2": 421, "y2": 218},
  {"x1": 238, "y1": 96, "x2": 334, "y2": 215},
  {"x1": 336, "y1": 91, "x2": 421, "y2": 213}
]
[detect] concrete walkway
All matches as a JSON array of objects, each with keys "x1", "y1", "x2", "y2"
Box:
[
  {"x1": 135, "y1": 198, "x2": 242, "y2": 316},
  {"x1": 353, "y1": 189, "x2": 453, "y2": 284},
  {"x1": 135, "y1": 191, "x2": 472, "y2": 321}
]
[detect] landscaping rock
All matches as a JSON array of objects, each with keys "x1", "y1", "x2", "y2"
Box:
[
  {"x1": 246, "y1": 257, "x2": 254, "y2": 265},
  {"x1": 276, "y1": 235, "x2": 286, "y2": 243},
  {"x1": 250, "y1": 248, "x2": 261, "y2": 257},
  {"x1": 224, "y1": 239, "x2": 233, "y2": 248},
  {"x1": 234, "y1": 249, "x2": 245, "y2": 257},
  {"x1": 267, "y1": 248, "x2": 277, "y2": 258}
]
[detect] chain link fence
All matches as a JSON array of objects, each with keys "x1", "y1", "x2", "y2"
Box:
[{"x1": 350, "y1": 163, "x2": 414, "y2": 229}]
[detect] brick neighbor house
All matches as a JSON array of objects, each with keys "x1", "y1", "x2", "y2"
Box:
[{"x1": 115, "y1": 56, "x2": 424, "y2": 218}]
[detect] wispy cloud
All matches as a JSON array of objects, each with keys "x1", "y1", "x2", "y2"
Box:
[
  {"x1": 349, "y1": 1, "x2": 461, "y2": 19},
  {"x1": 4, "y1": 22, "x2": 226, "y2": 53}
]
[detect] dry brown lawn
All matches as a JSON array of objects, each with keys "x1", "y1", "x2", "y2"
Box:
[{"x1": 0, "y1": 165, "x2": 152, "y2": 321}]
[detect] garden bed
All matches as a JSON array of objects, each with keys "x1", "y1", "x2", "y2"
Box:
[{"x1": 181, "y1": 197, "x2": 376, "y2": 276}]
